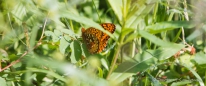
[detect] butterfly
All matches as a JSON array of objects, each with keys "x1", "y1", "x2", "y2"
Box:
[{"x1": 82, "y1": 23, "x2": 115, "y2": 54}]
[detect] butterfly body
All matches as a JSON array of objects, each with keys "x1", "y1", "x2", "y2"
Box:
[{"x1": 82, "y1": 23, "x2": 116, "y2": 54}]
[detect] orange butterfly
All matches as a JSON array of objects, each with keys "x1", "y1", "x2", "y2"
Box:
[{"x1": 82, "y1": 23, "x2": 115, "y2": 54}]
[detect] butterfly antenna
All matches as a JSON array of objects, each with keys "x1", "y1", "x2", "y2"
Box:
[{"x1": 92, "y1": 0, "x2": 101, "y2": 23}]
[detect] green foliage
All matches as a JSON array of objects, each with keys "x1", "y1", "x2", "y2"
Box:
[{"x1": 0, "y1": 0, "x2": 206, "y2": 86}]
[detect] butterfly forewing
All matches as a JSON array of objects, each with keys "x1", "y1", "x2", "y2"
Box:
[
  {"x1": 100, "y1": 23, "x2": 116, "y2": 41},
  {"x1": 81, "y1": 23, "x2": 116, "y2": 54}
]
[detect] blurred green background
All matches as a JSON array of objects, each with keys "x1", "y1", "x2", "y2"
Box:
[{"x1": 0, "y1": 0, "x2": 206, "y2": 86}]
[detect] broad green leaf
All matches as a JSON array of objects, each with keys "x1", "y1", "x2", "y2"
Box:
[
  {"x1": 70, "y1": 40, "x2": 81, "y2": 63},
  {"x1": 123, "y1": 32, "x2": 139, "y2": 44},
  {"x1": 45, "y1": 31, "x2": 60, "y2": 42},
  {"x1": 145, "y1": 21, "x2": 195, "y2": 34},
  {"x1": 179, "y1": 54, "x2": 195, "y2": 67},
  {"x1": 109, "y1": 73, "x2": 134, "y2": 84},
  {"x1": 126, "y1": 1, "x2": 155, "y2": 28},
  {"x1": 59, "y1": 28, "x2": 77, "y2": 38},
  {"x1": 81, "y1": 43, "x2": 90, "y2": 57},
  {"x1": 139, "y1": 30, "x2": 185, "y2": 48},
  {"x1": 121, "y1": 28, "x2": 138, "y2": 45},
  {"x1": 147, "y1": 45, "x2": 184, "y2": 60},
  {"x1": 108, "y1": 0, "x2": 122, "y2": 23},
  {"x1": 59, "y1": 35, "x2": 70, "y2": 54},
  {"x1": 139, "y1": 30, "x2": 170, "y2": 46},
  {"x1": 53, "y1": 30, "x2": 62, "y2": 42},
  {"x1": 114, "y1": 58, "x2": 156, "y2": 73},
  {"x1": 193, "y1": 52, "x2": 206, "y2": 65},
  {"x1": 109, "y1": 51, "x2": 158, "y2": 83},
  {"x1": 0, "y1": 77, "x2": 6, "y2": 86},
  {"x1": 109, "y1": 45, "x2": 184, "y2": 82},
  {"x1": 121, "y1": 28, "x2": 135, "y2": 37},
  {"x1": 44, "y1": 31, "x2": 54, "y2": 36}
]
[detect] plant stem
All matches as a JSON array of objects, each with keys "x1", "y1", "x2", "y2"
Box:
[{"x1": 106, "y1": 44, "x2": 121, "y2": 79}]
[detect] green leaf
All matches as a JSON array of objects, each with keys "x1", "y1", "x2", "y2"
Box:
[
  {"x1": 60, "y1": 11, "x2": 116, "y2": 40},
  {"x1": 147, "y1": 73, "x2": 163, "y2": 86},
  {"x1": 53, "y1": 30, "x2": 63, "y2": 42},
  {"x1": 145, "y1": 21, "x2": 195, "y2": 34},
  {"x1": 0, "y1": 77, "x2": 6, "y2": 86},
  {"x1": 123, "y1": 32, "x2": 139, "y2": 44},
  {"x1": 139, "y1": 30, "x2": 185, "y2": 48},
  {"x1": 147, "y1": 45, "x2": 184, "y2": 60},
  {"x1": 171, "y1": 80, "x2": 192, "y2": 86},
  {"x1": 59, "y1": 28, "x2": 76, "y2": 38},
  {"x1": 110, "y1": 44, "x2": 184, "y2": 82},
  {"x1": 114, "y1": 49, "x2": 160, "y2": 73},
  {"x1": 193, "y1": 52, "x2": 206, "y2": 65},
  {"x1": 121, "y1": 28, "x2": 135, "y2": 37},
  {"x1": 45, "y1": 30, "x2": 60, "y2": 42},
  {"x1": 11, "y1": 1, "x2": 27, "y2": 25},
  {"x1": 125, "y1": 1, "x2": 155, "y2": 28},
  {"x1": 44, "y1": 31, "x2": 54, "y2": 36},
  {"x1": 109, "y1": 50, "x2": 158, "y2": 83},
  {"x1": 70, "y1": 40, "x2": 82, "y2": 63},
  {"x1": 139, "y1": 30, "x2": 169, "y2": 46},
  {"x1": 108, "y1": 0, "x2": 122, "y2": 23},
  {"x1": 180, "y1": 63, "x2": 204, "y2": 86},
  {"x1": 59, "y1": 35, "x2": 70, "y2": 54},
  {"x1": 109, "y1": 73, "x2": 134, "y2": 84},
  {"x1": 101, "y1": 58, "x2": 109, "y2": 71},
  {"x1": 30, "y1": 26, "x2": 39, "y2": 49}
]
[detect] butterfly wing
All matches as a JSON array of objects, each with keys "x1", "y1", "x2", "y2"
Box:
[
  {"x1": 82, "y1": 27, "x2": 102, "y2": 54},
  {"x1": 82, "y1": 23, "x2": 116, "y2": 54},
  {"x1": 100, "y1": 23, "x2": 116, "y2": 41}
]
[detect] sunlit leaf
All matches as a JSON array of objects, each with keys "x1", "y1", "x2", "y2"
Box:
[
  {"x1": 147, "y1": 45, "x2": 184, "y2": 60},
  {"x1": 139, "y1": 30, "x2": 185, "y2": 48},
  {"x1": 193, "y1": 52, "x2": 206, "y2": 65},
  {"x1": 108, "y1": 0, "x2": 122, "y2": 23},
  {"x1": 59, "y1": 35, "x2": 70, "y2": 54},
  {"x1": 109, "y1": 51, "x2": 158, "y2": 83},
  {"x1": 145, "y1": 21, "x2": 195, "y2": 34},
  {"x1": 171, "y1": 80, "x2": 192, "y2": 86},
  {"x1": 70, "y1": 40, "x2": 81, "y2": 63},
  {"x1": 0, "y1": 77, "x2": 6, "y2": 86}
]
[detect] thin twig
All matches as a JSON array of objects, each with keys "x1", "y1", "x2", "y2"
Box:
[
  {"x1": 183, "y1": 0, "x2": 189, "y2": 21},
  {"x1": 40, "y1": 18, "x2": 48, "y2": 41},
  {"x1": 0, "y1": 17, "x2": 48, "y2": 72},
  {"x1": 181, "y1": 0, "x2": 189, "y2": 45},
  {"x1": 181, "y1": 27, "x2": 186, "y2": 45},
  {"x1": 0, "y1": 51, "x2": 28, "y2": 72}
]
